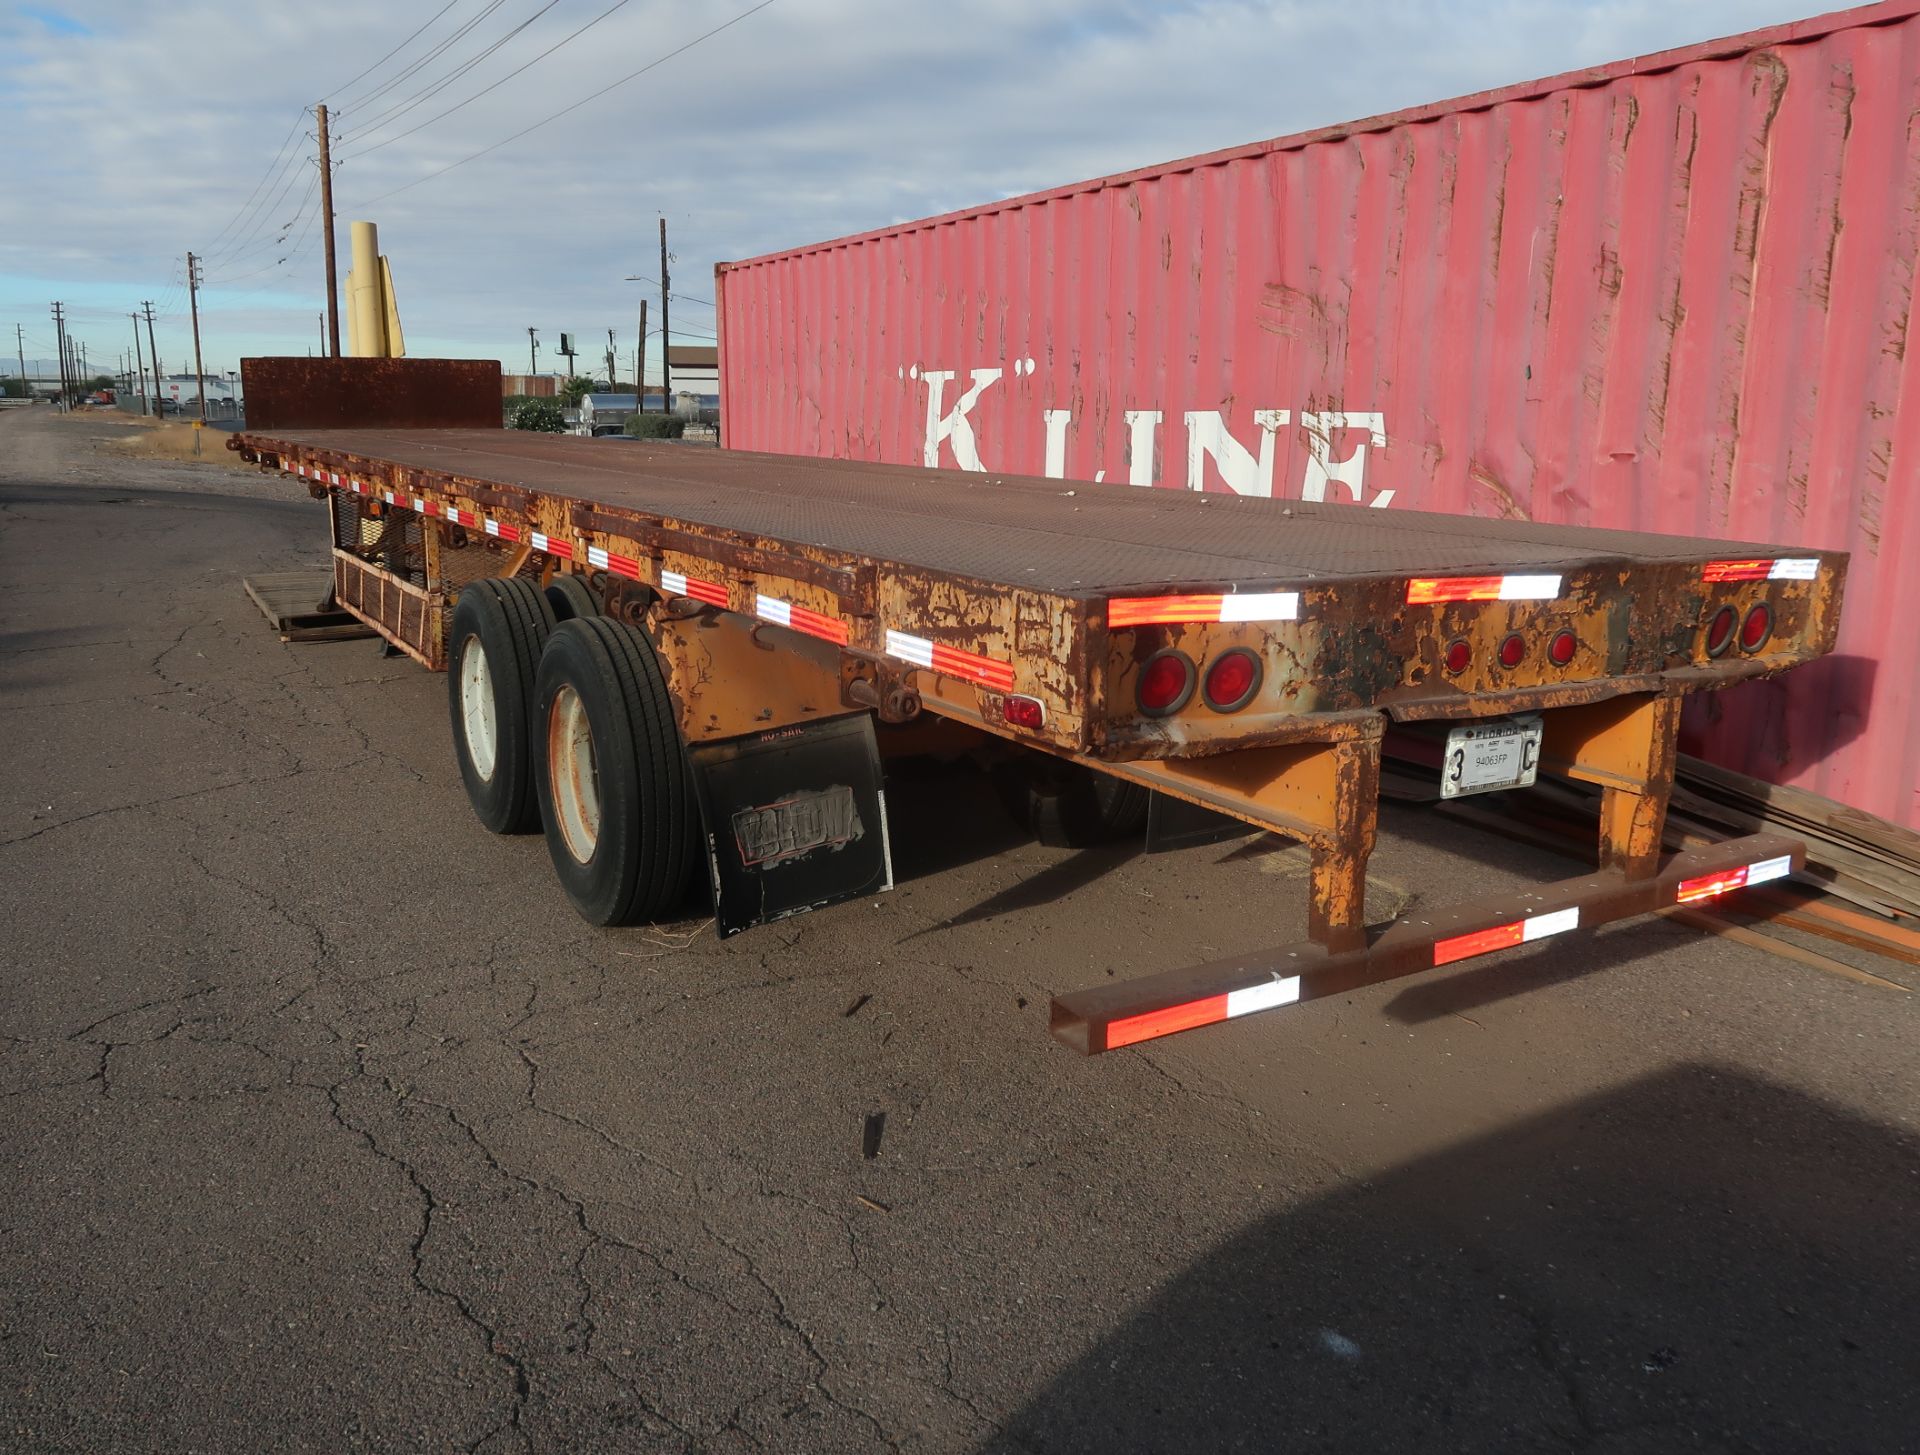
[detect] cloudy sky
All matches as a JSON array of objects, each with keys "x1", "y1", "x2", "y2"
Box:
[{"x1": 1, "y1": 0, "x2": 1813, "y2": 383}]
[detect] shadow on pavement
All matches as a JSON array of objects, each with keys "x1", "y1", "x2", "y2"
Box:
[{"x1": 995, "y1": 1065, "x2": 1919, "y2": 1453}]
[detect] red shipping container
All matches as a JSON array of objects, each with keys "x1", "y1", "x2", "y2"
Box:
[{"x1": 717, "y1": 1, "x2": 1920, "y2": 830}]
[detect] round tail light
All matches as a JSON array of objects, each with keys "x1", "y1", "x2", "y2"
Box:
[
  {"x1": 1202, "y1": 649, "x2": 1262, "y2": 712},
  {"x1": 1136, "y1": 649, "x2": 1195, "y2": 716},
  {"x1": 1740, "y1": 604, "x2": 1772, "y2": 652},
  {"x1": 1705, "y1": 606, "x2": 1737, "y2": 657},
  {"x1": 1548, "y1": 630, "x2": 1577, "y2": 667},
  {"x1": 1498, "y1": 633, "x2": 1527, "y2": 669},
  {"x1": 1444, "y1": 639, "x2": 1471, "y2": 674}
]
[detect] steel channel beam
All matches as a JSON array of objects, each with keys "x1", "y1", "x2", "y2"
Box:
[{"x1": 1050, "y1": 832, "x2": 1805, "y2": 1054}]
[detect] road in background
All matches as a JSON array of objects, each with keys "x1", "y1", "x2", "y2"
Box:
[{"x1": 3, "y1": 408, "x2": 1915, "y2": 1453}]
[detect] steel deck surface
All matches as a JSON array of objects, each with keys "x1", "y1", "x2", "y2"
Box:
[{"x1": 251, "y1": 429, "x2": 1814, "y2": 595}]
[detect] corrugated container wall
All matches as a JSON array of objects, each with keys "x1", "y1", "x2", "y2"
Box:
[{"x1": 717, "y1": 1, "x2": 1920, "y2": 830}]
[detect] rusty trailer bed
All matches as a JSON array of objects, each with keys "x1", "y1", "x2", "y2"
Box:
[
  {"x1": 242, "y1": 427, "x2": 1820, "y2": 591},
  {"x1": 231, "y1": 415, "x2": 1847, "y2": 1054}
]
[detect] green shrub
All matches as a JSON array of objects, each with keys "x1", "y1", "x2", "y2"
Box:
[
  {"x1": 510, "y1": 397, "x2": 566, "y2": 433},
  {"x1": 623, "y1": 413, "x2": 685, "y2": 439}
]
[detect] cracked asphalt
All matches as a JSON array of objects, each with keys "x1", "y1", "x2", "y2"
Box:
[{"x1": 3, "y1": 407, "x2": 1917, "y2": 1454}]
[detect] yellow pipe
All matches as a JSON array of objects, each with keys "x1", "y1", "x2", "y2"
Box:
[{"x1": 347, "y1": 221, "x2": 384, "y2": 358}]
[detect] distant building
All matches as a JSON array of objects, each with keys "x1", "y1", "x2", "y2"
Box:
[
  {"x1": 664, "y1": 344, "x2": 718, "y2": 394},
  {"x1": 160, "y1": 373, "x2": 240, "y2": 405}
]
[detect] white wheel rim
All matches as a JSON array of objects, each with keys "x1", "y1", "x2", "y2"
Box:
[
  {"x1": 459, "y1": 634, "x2": 499, "y2": 782},
  {"x1": 548, "y1": 684, "x2": 600, "y2": 863}
]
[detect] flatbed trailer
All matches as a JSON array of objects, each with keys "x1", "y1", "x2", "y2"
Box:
[{"x1": 232, "y1": 360, "x2": 1845, "y2": 1054}]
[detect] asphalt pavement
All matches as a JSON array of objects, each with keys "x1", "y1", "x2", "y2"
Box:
[{"x1": 3, "y1": 407, "x2": 1916, "y2": 1454}]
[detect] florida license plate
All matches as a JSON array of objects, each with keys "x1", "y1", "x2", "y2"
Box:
[{"x1": 1441, "y1": 714, "x2": 1543, "y2": 798}]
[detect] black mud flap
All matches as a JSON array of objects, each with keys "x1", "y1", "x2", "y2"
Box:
[
  {"x1": 688, "y1": 713, "x2": 893, "y2": 937},
  {"x1": 1144, "y1": 791, "x2": 1255, "y2": 854}
]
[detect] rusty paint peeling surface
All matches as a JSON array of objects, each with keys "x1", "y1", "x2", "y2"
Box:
[
  {"x1": 237, "y1": 427, "x2": 1843, "y2": 765},
  {"x1": 717, "y1": 0, "x2": 1920, "y2": 828}
]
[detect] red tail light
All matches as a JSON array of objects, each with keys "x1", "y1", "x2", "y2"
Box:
[
  {"x1": 1003, "y1": 694, "x2": 1046, "y2": 729},
  {"x1": 1548, "y1": 630, "x2": 1577, "y2": 667},
  {"x1": 1740, "y1": 604, "x2": 1772, "y2": 652},
  {"x1": 1498, "y1": 633, "x2": 1527, "y2": 668},
  {"x1": 1444, "y1": 639, "x2": 1471, "y2": 674},
  {"x1": 1705, "y1": 606, "x2": 1737, "y2": 657},
  {"x1": 1201, "y1": 649, "x2": 1262, "y2": 712},
  {"x1": 1136, "y1": 650, "x2": 1195, "y2": 716}
]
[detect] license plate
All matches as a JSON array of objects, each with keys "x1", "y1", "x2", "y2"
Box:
[{"x1": 1441, "y1": 714, "x2": 1543, "y2": 798}]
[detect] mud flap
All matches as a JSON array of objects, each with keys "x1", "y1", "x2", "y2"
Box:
[{"x1": 688, "y1": 713, "x2": 893, "y2": 937}]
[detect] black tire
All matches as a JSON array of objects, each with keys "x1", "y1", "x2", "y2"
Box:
[
  {"x1": 447, "y1": 577, "x2": 556, "y2": 833},
  {"x1": 533, "y1": 617, "x2": 697, "y2": 925},
  {"x1": 999, "y1": 758, "x2": 1150, "y2": 848},
  {"x1": 545, "y1": 572, "x2": 600, "y2": 622}
]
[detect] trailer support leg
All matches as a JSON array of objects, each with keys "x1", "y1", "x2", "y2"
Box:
[
  {"x1": 1543, "y1": 692, "x2": 1681, "y2": 881},
  {"x1": 1082, "y1": 716, "x2": 1384, "y2": 952},
  {"x1": 1307, "y1": 734, "x2": 1380, "y2": 951}
]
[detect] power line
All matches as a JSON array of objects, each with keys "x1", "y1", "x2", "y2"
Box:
[
  {"x1": 625, "y1": 277, "x2": 716, "y2": 309},
  {"x1": 200, "y1": 109, "x2": 310, "y2": 259},
  {"x1": 342, "y1": 0, "x2": 626, "y2": 158},
  {"x1": 324, "y1": 0, "x2": 465, "y2": 107},
  {"x1": 210, "y1": 168, "x2": 322, "y2": 275},
  {"x1": 336, "y1": 1, "x2": 560, "y2": 150},
  {"x1": 364, "y1": 0, "x2": 779, "y2": 203},
  {"x1": 208, "y1": 149, "x2": 315, "y2": 268},
  {"x1": 335, "y1": 0, "x2": 508, "y2": 119}
]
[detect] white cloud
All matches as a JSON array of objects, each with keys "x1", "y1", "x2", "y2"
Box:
[{"x1": 0, "y1": 0, "x2": 1812, "y2": 376}]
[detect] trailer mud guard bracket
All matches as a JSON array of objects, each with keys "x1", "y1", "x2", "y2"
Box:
[{"x1": 1050, "y1": 832, "x2": 1803, "y2": 1054}]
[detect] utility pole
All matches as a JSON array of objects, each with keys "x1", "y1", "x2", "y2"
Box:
[
  {"x1": 527, "y1": 326, "x2": 538, "y2": 377},
  {"x1": 187, "y1": 252, "x2": 208, "y2": 423},
  {"x1": 15, "y1": 323, "x2": 27, "y2": 400},
  {"x1": 141, "y1": 301, "x2": 162, "y2": 413},
  {"x1": 659, "y1": 217, "x2": 671, "y2": 413},
  {"x1": 131, "y1": 314, "x2": 149, "y2": 415},
  {"x1": 319, "y1": 314, "x2": 326, "y2": 354},
  {"x1": 317, "y1": 103, "x2": 341, "y2": 357},
  {"x1": 51, "y1": 302, "x2": 69, "y2": 410},
  {"x1": 606, "y1": 328, "x2": 616, "y2": 389},
  {"x1": 637, "y1": 299, "x2": 648, "y2": 409}
]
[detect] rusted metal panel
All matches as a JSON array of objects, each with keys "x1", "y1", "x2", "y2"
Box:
[
  {"x1": 716, "y1": 1, "x2": 1920, "y2": 829},
  {"x1": 235, "y1": 428, "x2": 1844, "y2": 765},
  {"x1": 241, "y1": 358, "x2": 502, "y2": 431}
]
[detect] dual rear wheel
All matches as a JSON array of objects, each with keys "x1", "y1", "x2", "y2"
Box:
[{"x1": 448, "y1": 576, "x2": 695, "y2": 925}]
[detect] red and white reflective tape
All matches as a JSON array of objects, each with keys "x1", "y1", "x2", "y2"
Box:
[
  {"x1": 1109, "y1": 591, "x2": 1300, "y2": 628},
  {"x1": 1702, "y1": 558, "x2": 1820, "y2": 583},
  {"x1": 443, "y1": 505, "x2": 475, "y2": 527},
  {"x1": 660, "y1": 568, "x2": 728, "y2": 608},
  {"x1": 411, "y1": 495, "x2": 439, "y2": 518},
  {"x1": 585, "y1": 544, "x2": 644, "y2": 581},
  {"x1": 1407, "y1": 574, "x2": 1562, "y2": 605},
  {"x1": 884, "y1": 630, "x2": 1017, "y2": 692},
  {"x1": 1676, "y1": 853, "x2": 1793, "y2": 904},
  {"x1": 756, "y1": 593, "x2": 851, "y2": 646},
  {"x1": 527, "y1": 530, "x2": 574, "y2": 561},
  {"x1": 481, "y1": 517, "x2": 522, "y2": 544},
  {"x1": 1106, "y1": 975, "x2": 1303, "y2": 1050},
  {"x1": 1433, "y1": 906, "x2": 1579, "y2": 967}
]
